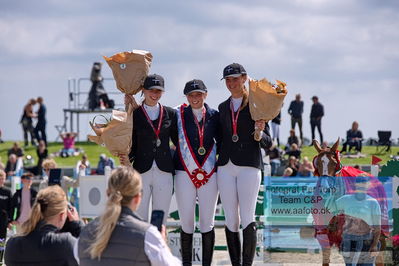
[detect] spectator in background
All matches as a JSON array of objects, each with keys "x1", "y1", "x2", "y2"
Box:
[
  {"x1": 286, "y1": 143, "x2": 301, "y2": 159},
  {"x1": 341, "y1": 121, "x2": 363, "y2": 154},
  {"x1": 0, "y1": 129, "x2": 4, "y2": 143},
  {"x1": 5, "y1": 154, "x2": 18, "y2": 178},
  {"x1": 9, "y1": 173, "x2": 37, "y2": 233},
  {"x1": 271, "y1": 111, "x2": 281, "y2": 146},
  {"x1": 8, "y1": 142, "x2": 24, "y2": 158},
  {"x1": 286, "y1": 156, "x2": 299, "y2": 177},
  {"x1": 77, "y1": 167, "x2": 180, "y2": 265},
  {"x1": 5, "y1": 185, "x2": 81, "y2": 266},
  {"x1": 288, "y1": 94, "x2": 304, "y2": 141},
  {"x1": 266, "y1": 144, "x2": 283, "y2": 176},
  {"x1": 0, "y1": 170, "x2": 12, "y2": 248},
  {"x1": 298, "y1": 157, "x2": 315, "y2": 177},
  {"x1": 285, "y1": 129, "x2": 300, "y2": 151},
  {"x1": 36, "y1": 140, "x2": 48, "y2": 176},
  {"x1": 60, "y1": 132, "x2": 78, "y2": 157},
  {"x1": 76, "y1": 154, "x2": 91, "y2": 176},
  {"x1": 310, "y1": 96, "x2": 324, "y2": 143},
  {"x1": 39, "y1": 159, "x2": 79, "y2": 199},
  {"x1": 20, "y1": 98, "x2": 37, "y2": 147},
  {"x1": 35, "y1": 96, "x2": 47, "y2": 145},
  {"x1": 96, "y1": 154, "x2": 115, "y2": 175}
]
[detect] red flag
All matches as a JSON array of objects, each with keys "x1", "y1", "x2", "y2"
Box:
[{"x1": 372, "y1": 155, "x2": 382, "y2": 165}]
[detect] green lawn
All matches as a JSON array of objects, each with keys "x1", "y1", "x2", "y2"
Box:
[
  {"x1": 0, "y1": 141, "x2": 116, "y2": 168},
  {"x1": 297, "y1": 145, "x2": 398, "y2": 166},
  {"x1": 0, "y1": 141, "x2": 397, "y2": 169}
]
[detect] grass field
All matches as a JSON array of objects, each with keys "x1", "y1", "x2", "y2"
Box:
[
  {"x1": 0, "y1": 141, "x2": 115, "y2": 168},
  {"x1": 0, "y1": 141, "x2": 398, "y2": 169}
]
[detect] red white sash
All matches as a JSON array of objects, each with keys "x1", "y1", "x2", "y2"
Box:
[{"x1": 176, "y1": 104, "x2": 216, "y2": 189}]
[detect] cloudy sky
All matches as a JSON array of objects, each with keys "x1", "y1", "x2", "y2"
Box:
[{"x1": 0, "y1": 0, "x2": 398, "y2": 145}]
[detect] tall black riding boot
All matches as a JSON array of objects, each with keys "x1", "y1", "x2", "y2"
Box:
[
  {"x1": 225, "y1": 227, "x2": 241, "y2": 266},
  {"x1": 181, "y1": 230, "x2": 193, "y2": 266},
  {"x1": 202, "y1": 228, "x2": 215, "y2": 266},
  {"x1": 242, "y1": 222, "x2": 257, "y2": 266}
]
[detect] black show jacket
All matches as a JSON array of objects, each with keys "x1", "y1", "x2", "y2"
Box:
[
  {"x1": 129, "y1": 105, "x2": 178, "y2": 174},
  {"x1": 173, "y1": 104, "x2": 220, "y2": 171},
  {"x1": 217, "y1": 98, "x2": 272, "y2": 170}
]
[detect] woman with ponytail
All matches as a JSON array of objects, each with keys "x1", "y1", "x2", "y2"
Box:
[
  {"x1": 78, "y1": 166, "x2": 180, "y2": 265},
  {"x1": 5, "y1": 185, "x2": 81, "y2": 266}
]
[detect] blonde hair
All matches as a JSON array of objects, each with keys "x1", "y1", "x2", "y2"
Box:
[
  {"x1": 88, "y1": 167, "x2": 142, "y2": 259},
  {"x1": 283, "y1": 168, "x2": 293, "y2": 176},
  {"x1": 42, "y1": 158, "x2": 57, "y2": 169},
  {"x1": 21, "y1": 185, "x2": 67, "y2": 236}
]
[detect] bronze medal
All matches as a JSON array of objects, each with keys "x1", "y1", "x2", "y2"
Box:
[{"x1": 198, "y1": 146, "x2": 206, "y2": 155}]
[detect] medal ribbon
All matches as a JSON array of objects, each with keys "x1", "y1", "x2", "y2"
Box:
[
  {"x1": 193, "y1": 107, "x2": 206, "y2": 150},
  {"x1": 141, "y1": 103, "x2": 164, "y2": 141},
  {"x1": 230, "y1": 99, "x2": 241, "y2": 137}
]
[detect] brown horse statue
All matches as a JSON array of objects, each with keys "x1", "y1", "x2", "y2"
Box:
[{"x1": 312, "y1": 138, "x2": 388, "y2": 266}]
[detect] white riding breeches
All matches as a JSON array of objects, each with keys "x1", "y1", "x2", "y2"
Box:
[
  {"x1": 137, "y1": 165, "x2": 173, "y2": 224},
  {"x1": 271, "y1": 122, "x2": 280, "y2": 140},
  {"x1": 217, "y1": 160, "x2": 261, "y2": 232},
  {"x1": 175, "y1": 170, "x2": 218, "y2": 234}
]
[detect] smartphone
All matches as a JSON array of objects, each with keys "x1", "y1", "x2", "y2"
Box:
[
  {"x1": 150, "y1": 210, "x2": 164, "y2": 232},
  {"x1": 48, "y1": 168, "x2": 62, "y2": 186}
]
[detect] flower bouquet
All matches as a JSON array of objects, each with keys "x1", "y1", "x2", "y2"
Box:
[
  {"x1": 103, "y1": 50, "x2": 152, "y2": 95},
  {"x1": 248, "y1": 78, "x2": 288, "y2": 141}
]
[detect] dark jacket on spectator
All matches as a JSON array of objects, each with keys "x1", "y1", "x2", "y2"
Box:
[
  {"x1": 310, "y1": 102, "x2": 324, "y2": 120},
  {"x1": 5, "y1": 161, "x2": 17, "y2": 175},
  {"x1": 0, "y1": 186, "x2": 12, "y2": 239},
  {"x1": 7, "y1": 148, "x2": 24, "y2": 158},
  {"x1": 10, "y1": 188, "x2": 37, "y2": 222},
  {"x1": 288, "y1": 100, "x2": 303, "y2": 118},
  {"x1": 5, "y1": 221, "x2": 80, "y2": 266},
  {"x1": 272, "y1": 112, "x2": 281, "y2": 124}
]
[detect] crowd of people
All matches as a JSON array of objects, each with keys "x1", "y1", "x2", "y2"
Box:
[{"x1": 0, "y1": 62, "x2": 374, "y2": 266}]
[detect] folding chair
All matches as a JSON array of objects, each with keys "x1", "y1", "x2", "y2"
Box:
[{"x1": 376, "y1": 130, "x2": 391, "y2": 153}]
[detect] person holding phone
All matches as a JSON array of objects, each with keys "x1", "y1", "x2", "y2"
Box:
[
  {"x1": 120, "y1": 74, "x2": 177, "y2": 224},
  {"x1": 173, "y1": 79, "x2": 219, "y2": 266},
  {"x1": 5, "y1": 185, "x2": 81, "y2": 266},
  {"x1": 218, "y1": 63, "x2": 272, "y2": 266},
  {"x1": 77, "y1": 166, "x2": 181, "y2": 265},
  {"x1": 39, "y1": 159, "x2": 80, "y2": 198}
]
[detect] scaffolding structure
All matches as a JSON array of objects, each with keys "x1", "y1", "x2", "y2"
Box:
[{"x1": 59, "y1": 78, "x2": 124, "y2": 141}]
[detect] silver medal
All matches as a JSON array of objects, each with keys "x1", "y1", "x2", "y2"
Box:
[
  {"x1": 156, "y1": 138, "x2": 161, "y2": 147},
  {"x1": 232, "y1": 134, "x2": 239, "y2": 142}
]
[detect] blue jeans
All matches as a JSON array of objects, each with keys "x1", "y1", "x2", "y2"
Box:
[
  {"x1": 341, "y1": 233, "x2": 379, "y2": 266},
  {"x1": 270, "y1": 160, "x2": 281, "y2": 176}
]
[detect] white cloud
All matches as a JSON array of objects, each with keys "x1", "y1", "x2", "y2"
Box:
[{"x1": 0, "y1": 0, "x2": 398, "y2": 144}]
